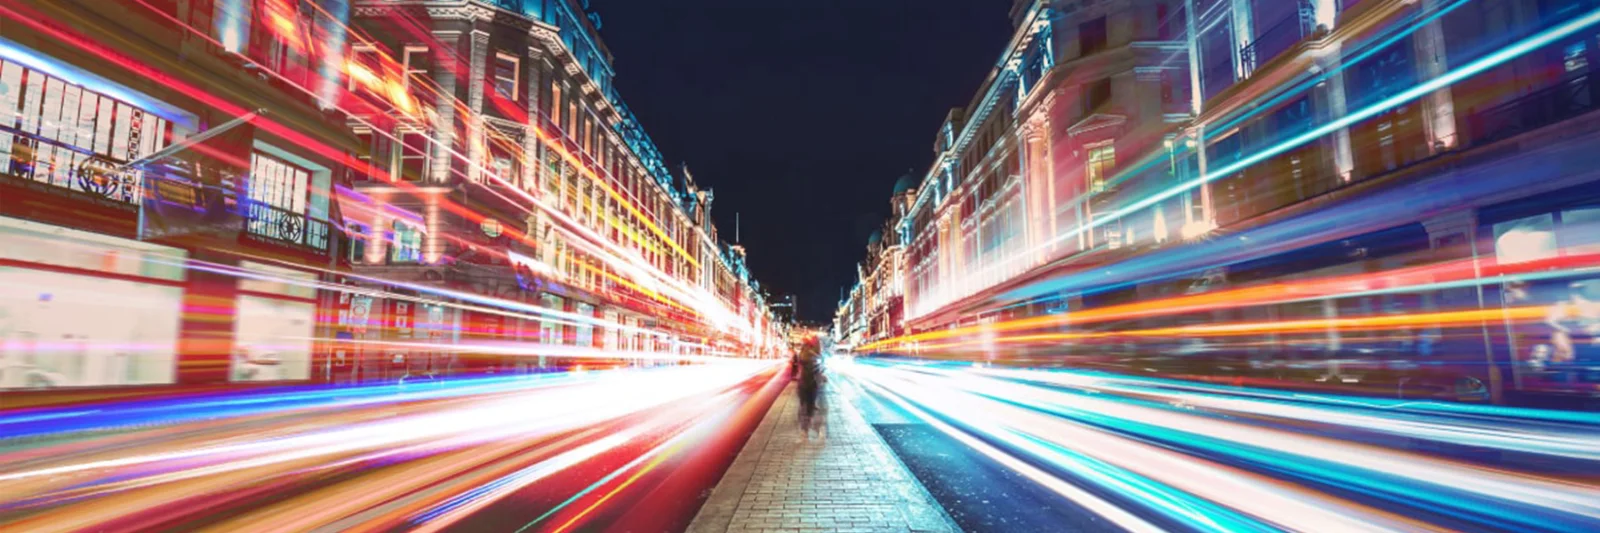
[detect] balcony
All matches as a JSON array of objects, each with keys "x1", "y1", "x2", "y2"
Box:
[
  {"x1": 1469, "y1": 73, "x2": 1600, "y2": 147},
  {"x1": 243, "y1": 200, "x2": 331, "y2": 254},
  {"x1": 1239, "y1": 13, "x2": 1311, "y2": 73}
]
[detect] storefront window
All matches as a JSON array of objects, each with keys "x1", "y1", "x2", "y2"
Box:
[
  {"x1": 539, "y1": 293, "x2": 564, "y2": 344},
  {"x1": 574, "y1": 302, "x2": 595, "y2": 347},
  {"x1": 0, "y1": 217, "x2": 186, "y2": 389},
  {"x1": 1557, "y1": 207, "x2": 1600, "y2": 253},
  {"x1": 231, "y1": 295, "x2": 314, "y2": 382},
  {"x1": 1493, "y1": 214, "x2": 1557, "y2": 264}
]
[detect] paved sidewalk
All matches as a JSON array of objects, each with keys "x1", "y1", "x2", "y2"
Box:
[{"x1": 688, "y1": 382, "x2": 955, "y2": 533}]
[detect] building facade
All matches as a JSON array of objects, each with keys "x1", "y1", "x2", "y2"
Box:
[
  {"x1": 336, "y1": 0, "x2": 781, "y2": 381},
  {"x1": 0, "y1": 0, "x2": 783, "y2": 397},
  {"x1": 1, "y1": 0, "x2": 356, "y2": 392},
  {"x1": 842, "y1": 0, "x2": 1600, "y2": 404},
  {"x1": 833, "y1": 175, "x2": 917, "y2": 349}
]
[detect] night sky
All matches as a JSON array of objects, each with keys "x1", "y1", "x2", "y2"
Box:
[{"x1": 597, "y1": 1, "x2": 1014, "y2": 323}]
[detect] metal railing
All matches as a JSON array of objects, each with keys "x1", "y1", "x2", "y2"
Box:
[
  {"x1": 1469, "y1": 73, "x2": 1600, "y2": 146},
  {"x1": 0, "y1": 124, "x2": 141, "y2": 204},
  {"x1": 1239, "y1": 13, "x2": 1310, "y2": 70},
  {"x1": 244, "y1": 200, "x2": 330, "y2": 253}
]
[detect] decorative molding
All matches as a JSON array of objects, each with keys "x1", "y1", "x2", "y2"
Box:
[
  {"x1": 352, "y1": 3, "x2": 494, "y2": 22},
  {"x1": 483, "y1": 115, "x2": 524, "y2": 132},
  {"x1": 1065, "y1": 113, "x2": 1127, "y2": 138}
]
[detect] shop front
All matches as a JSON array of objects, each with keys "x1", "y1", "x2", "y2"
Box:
[
  {"x1": 230, "y1": 261, "x2": 317, "y2": 383},
  {"x1": 1481, "y1": 187, "x2": 1600, "y2": 399},
  {"x1": 0, "y1": 216, "x2": 186, "y2": 390}
]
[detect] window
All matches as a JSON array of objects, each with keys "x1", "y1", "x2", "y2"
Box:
[
  {"x1": 1083, "y1": 78, "x2": 1112, "y2": 114},
  {"x1": 1086, "y1": 142, "x2": 1115, "y2": 194},
  {"x1": 257, "y1": 0, "x2": 314, "y2": 86},
  {"x1": 249, "y1": 152, "x2": 310, "y2": 213},
  {"x1": 403, "y1": 46, "x2": 430, "y2": 86},
  {"x1": 347, "y1": 47, "x2": 382, "y2": 92},
  {"x1": 0, "y1": 57, "x2": 177, "y2": 202},
  {"x1": 402, "y1": 46, "x2": 431, "y2": 106},
  {"x1": 567, "y1": 96, "x2": 578, "y2": 135},
  {"x1": 346, "y1": 222, "x2": 368, "y2": 264},
  {"x1": 549, "y1": 80, "x2": 563, "y2": 127},
  {"x1": 493, "y1": 53, "x2": 519, "y2": 100},
  {"x1": 1079, "y1": 16, "x2": 1108, "y2": 57},
  {"x1": 1199, "y1": 26, "x2": 1237, "y2": 101},
  {"x1": 391, "y1": 219, "x2": 423, "y2": 263},
  {"x1": 399, "y1": 130, "x2": 430, "y2": 181},
  {"x1": 488, "y1": 138, "x2": 518, "y2": 185},
  {"x1": 352, "y1": 129, "x2": 385, "y2": 181},
  {"x1": 246, "y1": 151, "x2": 321, "y2": 245}
]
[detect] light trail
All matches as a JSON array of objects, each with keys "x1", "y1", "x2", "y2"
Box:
[
  {"x1": 0, "y1": 363, "x2": 783, "y2": 531},
  {"x1": 840, "y1": 357, "x2": 1600, "y2": 532},
  {"x1": 866, "y1": 247, "x2": 1600, "y2": 352}
]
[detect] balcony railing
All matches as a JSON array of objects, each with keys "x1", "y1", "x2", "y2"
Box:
[
  {"x1": 0, "y1": 124, "x2": 142, "y2": 205},
  {"x1": 1239, "y1": 12, "x2": 1311, "y2": 70},
  {"x1": 1468, "y1": 73, "x2": 1599, "y2": 146},
  {"x1": 243, "y1": 200, "x2": 330, "y2": 253}
]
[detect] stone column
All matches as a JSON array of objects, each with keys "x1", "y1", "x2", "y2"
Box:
[
  {"x1": 1413, "y1": 0, "x2": 1458, "y2": 153},
  {"x1": 1311, "y1": 45, "x2": 1356, "y2": 182},
  {"x1": 466, "y1": 30, "x2": 490, "y2": 183},
  {"x1": 429, "y1": 31, "x2": 459, "y2": 185},
  {"x1": 1021, "y1": 116, "x2": 1052, "y2": 265},
  {"x1": 524, "y1": 47, "x2": 544, "y2": 194}
]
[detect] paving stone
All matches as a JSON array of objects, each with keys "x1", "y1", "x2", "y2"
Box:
[{"x1": 687, "y1": 383, "x2": 956, "y2": 533}]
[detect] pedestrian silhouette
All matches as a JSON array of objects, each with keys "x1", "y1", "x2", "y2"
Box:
[{"x1": 795, "y1": 337, "x2": 827, "y2": 443}]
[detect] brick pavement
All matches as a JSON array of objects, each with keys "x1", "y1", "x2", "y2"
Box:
[{"x1": 687, "y1": 381, "x2": 956, "y2": 533}]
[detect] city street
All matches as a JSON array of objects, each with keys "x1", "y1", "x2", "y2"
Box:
[
  {"x1": 5, "y1": 358, "x2": 1598, "y2": 531},
  {"x1": 5, "y1": 0, "x2": 1600, "y2": 530}
]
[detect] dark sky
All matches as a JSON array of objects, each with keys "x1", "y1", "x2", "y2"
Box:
[{"x1": 596, "y1": 1, "x2": 1014, "y2": 322}]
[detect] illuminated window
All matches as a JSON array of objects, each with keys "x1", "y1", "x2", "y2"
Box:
[
  {"x1": 549, "y1": 80, "x2": 563, "y2": 127},
  {"x1": 249, "y1": 151, "x2": 310, "y2": 214},
  {"x1": 1086, "y1": 142, "x2": 1115, "y2": 194},
  {"x1": 347, "y1": 222, "x2": 368, "y2": 263},
  {"x1": 1561, "y1": 41, "x2": 1589, "y2": 73},
  {"x1": 0, "y1": 57, "x2": 176, "y2": 201},
  {"x1": 493, "y1": 53, "x2": 519, "y2": 100},
  {"x1": 567, "y1": 95, "x2": 578, "y2": 134},
  {"x1": 391, "y1": 219, "x2": 423, "y2": 263}
]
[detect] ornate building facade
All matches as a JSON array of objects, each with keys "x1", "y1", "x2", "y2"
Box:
[
  {"x1": 336, "y1": 0, "x2": 783, "y2": 380},
  {"x1": 0, "y1": 0, "x2": 357, "y2": 392},
  {"x1": 842, "y1": 0, "x2": 1600, "y2": 403}
]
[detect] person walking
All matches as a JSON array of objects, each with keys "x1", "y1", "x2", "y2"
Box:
[{"x1": 795, "y1": 337, "x2": 827, "y2": 443}]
